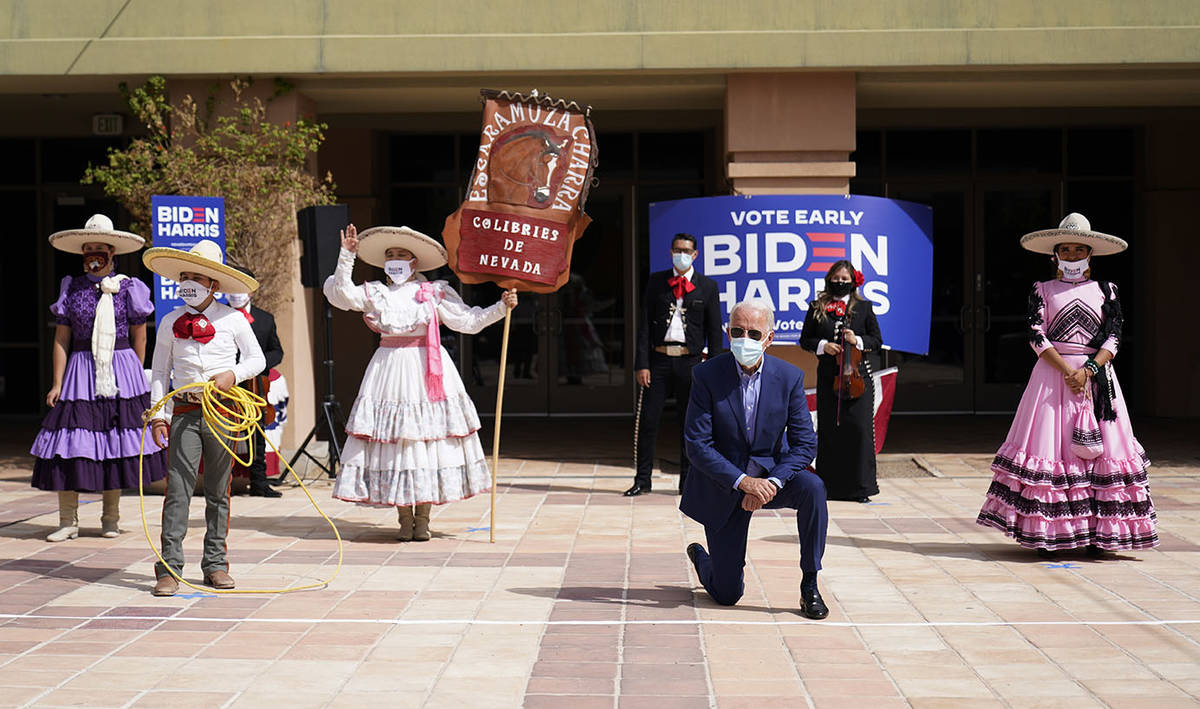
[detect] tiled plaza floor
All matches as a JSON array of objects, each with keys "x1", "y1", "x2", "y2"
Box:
[{"x1": 0, "y1": 418, "x2": 1198, "y2": 708}]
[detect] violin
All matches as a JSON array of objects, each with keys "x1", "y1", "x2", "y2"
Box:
[
  {"x1": 834, "y1": 334, "x2": 866, "y2": 400},
  {"x1": 826, "y1": 301, "x2": 866, "y2": 427}
]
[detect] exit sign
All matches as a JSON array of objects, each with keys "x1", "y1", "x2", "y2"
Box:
[{"x1": 92, "y1": 114, "x2": 124, "y2": 136}]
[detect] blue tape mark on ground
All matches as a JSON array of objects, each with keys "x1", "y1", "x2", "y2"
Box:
[
  {"x1": 176, "y1": 592, "x2": 218, "y2": 598},
  {"x1": 1043, "y1": 562, "x2": 1082, "y2": 569},
  {"x1": 467, "y1": 526, "x2": 490, "y2": 532}
]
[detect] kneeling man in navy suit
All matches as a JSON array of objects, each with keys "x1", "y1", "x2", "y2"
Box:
[{"x1": 680, "y1": 298, "x2": 829, "y2": 619}]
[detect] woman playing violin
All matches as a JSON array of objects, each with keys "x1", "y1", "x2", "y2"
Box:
[{"x1": 799, "y1": 260, "x2": 883, "y2": 503}]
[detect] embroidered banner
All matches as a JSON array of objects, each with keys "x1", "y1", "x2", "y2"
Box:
[{"x1": 443, "y1": 89, "x2": 598, "y2": 292}]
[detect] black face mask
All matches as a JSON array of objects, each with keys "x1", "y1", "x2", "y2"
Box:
[{"x1": 827, "y1": 281, "x2": 854, "y2": 297}]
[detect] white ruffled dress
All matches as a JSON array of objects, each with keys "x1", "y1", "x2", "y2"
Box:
[{"x1": 324, "y1": 247, "x2": 507, "y2": 507}]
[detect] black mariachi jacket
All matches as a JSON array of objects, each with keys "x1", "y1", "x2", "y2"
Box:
[
  {"x1": 244, "y1": 305, "x2": 284, "y2": 377},
  {"x1": 635, "y1": 269, "x2": 724, "y2": 370}
]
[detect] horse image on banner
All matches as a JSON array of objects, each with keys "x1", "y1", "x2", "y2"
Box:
[
  {"x1": 489, "y1": 127, "x2": 571, "y2": 207},
  {"x1": 444, "y1": 89, "x2": 598, "y2": 294}
]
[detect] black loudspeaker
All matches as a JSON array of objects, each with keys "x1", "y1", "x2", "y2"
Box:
[{"x1": 297, "y1": 204, "x2": 350, "y2": 287}]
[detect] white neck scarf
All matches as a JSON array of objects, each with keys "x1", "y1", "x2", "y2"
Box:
[{"x1": 92, "y1": 274, "x2": 128, "y2": 397}]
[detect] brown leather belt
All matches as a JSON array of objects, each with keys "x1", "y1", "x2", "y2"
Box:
[
  {"x1": 654, "y1": 344, "x2": 690, "y2": 357},
  {"x1": 173, "y1": 401, "x2": 201, "y2": 415}
]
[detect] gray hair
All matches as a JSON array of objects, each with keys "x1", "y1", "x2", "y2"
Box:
[{"x1": 730, "y1": 298, "x2": 775, "y2": 330}]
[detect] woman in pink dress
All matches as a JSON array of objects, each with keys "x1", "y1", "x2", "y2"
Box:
[{"x1": 977, "y1": 213, "x2": 1156, "y2": 558}]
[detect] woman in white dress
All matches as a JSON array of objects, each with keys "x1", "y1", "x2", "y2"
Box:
[{"x1": 324, "y1": 223, "x2": 517, "y2": 540}]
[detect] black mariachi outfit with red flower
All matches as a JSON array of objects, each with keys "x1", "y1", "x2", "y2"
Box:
[
  {"x1": 799, "y1": 297, "x2": 883, "y2": 500},
  {"x1": 633, "y1": 268, "x2": 724, "y2": 490}
]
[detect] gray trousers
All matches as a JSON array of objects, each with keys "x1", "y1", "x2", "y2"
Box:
[{"x1": 155, "y1": 410, "x2": 233, "y2": 578}]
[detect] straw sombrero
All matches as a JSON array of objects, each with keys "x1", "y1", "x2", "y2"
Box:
[
  {"x1": 1020, "y1": 213, "x2": 1128, "y2": 256},
  {"x1": 143, "y1": 240, "x2": 259, "y2": 294},
  {"x1": 48, "y1": 214, "x2": 145, "y2": 255},
  {"x1": 356, "y1": 226, "x2": 447, "y2": 271}
]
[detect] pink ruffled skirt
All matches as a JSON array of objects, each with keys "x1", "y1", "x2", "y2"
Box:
[{"x1": 977, "y1": 354, "x2": 1157, "y2": 551}]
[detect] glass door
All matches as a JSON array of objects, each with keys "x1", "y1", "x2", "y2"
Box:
[
  {"x1": 884, "y1": 184, "x2": 974, "y2": 411},
  {"x1": 973, "y1": 182, "x2": 1062, "y2": 410},
  {"x1": 546, "y1": 182, "x2": 633, "y2": 413}
]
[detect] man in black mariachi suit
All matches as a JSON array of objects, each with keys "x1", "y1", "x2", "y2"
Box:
[
  {"x1": 626, "y1": 233, "x2": 724, "y2": 497},
  {"x1": 227, "y1": 269, "x2": 285, "y2": 498}
]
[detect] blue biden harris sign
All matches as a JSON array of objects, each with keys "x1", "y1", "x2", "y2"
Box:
[
  {"x1": 649, "y1": 194, "x2": 933, "y2": 355},
  {"x1": 150, "y1": 195, "x2": 226, "y2": 328}
]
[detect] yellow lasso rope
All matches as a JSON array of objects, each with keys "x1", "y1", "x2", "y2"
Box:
[{"x1": 138, "y1": 380, "x2": 343, "y2": 594}]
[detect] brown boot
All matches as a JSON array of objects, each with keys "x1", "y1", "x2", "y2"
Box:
[
  {"x1": 152, "y1": 574, "x2": 179, "y2": 597},
  {"x1": 47, "y1": 491, "x2": 79, "y2": 542},
  {"x1": 413, "y1": 503, "x2": 432, "y2": 542},
  {"x1": 397, "y1": 506, "x2": 415, "y2": 541},
  {"x1": 203, "y1": 569, "x2": 236, "y2": 589}
]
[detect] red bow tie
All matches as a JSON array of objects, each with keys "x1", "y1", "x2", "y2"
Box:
[
  {"x1": 825, "y1": 301, "x2": 847, "y2": 318},
  {"x1": 667, "y1": 275, "x2": 695, "y2": 300},
  {"x1": 238, "y1": 306, "x2": 254, "y2": 324},
  {"x1": 173, "y1": 312, "x2": 217, "y2": 344}
]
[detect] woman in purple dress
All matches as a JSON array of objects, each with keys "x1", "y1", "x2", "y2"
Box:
[
  {"x1": 977, "y1": 213, "x2": 1156, "y2": 557},
  {"x1": 31, "y1": 215, "x2": 167, "y2": 541}
]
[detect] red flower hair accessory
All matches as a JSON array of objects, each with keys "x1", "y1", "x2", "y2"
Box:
[{"x1": 853, "y1": 269, "x2": 865, "y2": 287}]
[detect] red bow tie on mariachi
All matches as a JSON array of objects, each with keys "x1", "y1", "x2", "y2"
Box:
[
  {"x1": 172, "y1": 312, "x2": 217, "y2": 344},
  {"x1": 443, "y1": 89, "x2": 598, "y2": 542}
]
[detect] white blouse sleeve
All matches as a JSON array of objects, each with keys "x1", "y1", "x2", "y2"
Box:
[
  {"x1": 323, "y1": 247, "x2": 369, "y2": 313},
  {"x1": 436, "y1": 284, "x2": 507, "y2": 335}
]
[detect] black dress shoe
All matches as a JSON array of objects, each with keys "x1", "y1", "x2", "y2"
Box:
[
  {"x1": 800, "y1": 586, "x2": 829, "y2": 620},
  {"x1": 249, "y1": 486, "x2": 282, "y2": 498},
  {"x1": 686, "y1": 543, "x2": 704, "y2": 573},
  {"x1": 623, "y1": 484, "x2": 651, "y2": 497},
  {"x1": 855, "y1": 496, "x2": 872, "y2": 504}
]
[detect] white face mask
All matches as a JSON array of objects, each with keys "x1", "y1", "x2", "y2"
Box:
[
  {"x1": 672, "y1": 252, "x2": 694, "y2": 272},
  {"x1": 178, "y1": 280, "x2": 212, "y2": 308},
  {"x1": 729, "y1": 337, "x2": 765, "y2": 368},
  {"x1": 385, "y1": 259, "x2": 413, "y2": 284},
  {"x1": 1058, "y1": 257, "x2": 1090, "y2": 282},
  {"x1": 225, "y1": 292, "x2": 251, "y2": 309}
]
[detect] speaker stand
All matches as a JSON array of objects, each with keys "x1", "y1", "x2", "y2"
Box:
[{"x1": 288, "y1": 303, "x2": 344, "y2": 479}]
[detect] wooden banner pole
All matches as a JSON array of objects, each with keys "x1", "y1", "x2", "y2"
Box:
[{"x1": 489, "y1": 306, "x2": 513, "y2": 544}]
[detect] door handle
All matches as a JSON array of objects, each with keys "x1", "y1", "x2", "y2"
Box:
[
  {"x1": 958, "y1": 305, "x2": 970, "y2": 333},
  {"x1": 981, "y1": 305, "x2": 992, "y2": 333}
]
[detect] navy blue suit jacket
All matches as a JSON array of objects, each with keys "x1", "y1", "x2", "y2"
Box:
[{"x1": 680, "y1": 352, "x2": 818, "y2": 529}]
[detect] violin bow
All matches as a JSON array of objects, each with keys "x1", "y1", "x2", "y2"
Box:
[{"x1": 835, "y1": 317, "x2": 845, "y2": 427}]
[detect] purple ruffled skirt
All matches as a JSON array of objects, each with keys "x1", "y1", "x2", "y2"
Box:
[{"x1": 30, "y1": 347, "x2": 167, "y2": 491}]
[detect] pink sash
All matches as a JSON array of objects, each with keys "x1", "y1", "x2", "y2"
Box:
[{"x1": 413, "y1": 283, "x2": 446, "y2": 402}]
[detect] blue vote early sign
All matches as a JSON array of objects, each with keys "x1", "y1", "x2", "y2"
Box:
[
  {"x1": 150, "y1": 195, "x2": 226, "y2": 328},
  {"x1": 648, "y1": 194, "x2": 934, "y2": 355}
]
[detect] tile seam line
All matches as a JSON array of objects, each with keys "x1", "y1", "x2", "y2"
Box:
[
  {"x1": 11, "y1": 25, "x2": 1200, "y2": 42},
  {"x1": 6, "y1": 614, "x2": 1199, "y2": 627}
]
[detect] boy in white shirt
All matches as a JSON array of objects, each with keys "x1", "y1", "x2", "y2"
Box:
[{"x1": 144, "y1": 240, "x2": 265, "y2": 597}]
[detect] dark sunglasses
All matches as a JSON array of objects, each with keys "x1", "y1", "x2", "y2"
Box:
[{"x1": 727, "y1": 326, "x2": 766, "y2": 341}]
